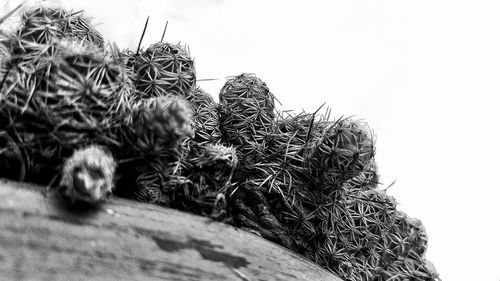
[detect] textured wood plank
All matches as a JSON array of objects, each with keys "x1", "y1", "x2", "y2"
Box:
[{"x1": 0, "y1": 179, "x2": 341, "y2": 281}]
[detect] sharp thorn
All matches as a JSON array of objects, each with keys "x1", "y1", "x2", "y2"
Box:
[
  {"x1": 0, "y1": 3, "x2": 23, "y2": 25},
  {"x1": 136, "y1": 16, "x2": 150, "y2": 55},
  {"x1": 161, "y1": 20, "x2": 168, "y2": 42}
]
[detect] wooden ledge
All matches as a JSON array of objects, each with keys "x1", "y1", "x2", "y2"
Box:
[{"x1": 0, "y1": 179, "x2": 341, "y2": 281}]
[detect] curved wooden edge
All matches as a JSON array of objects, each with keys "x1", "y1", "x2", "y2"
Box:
[{"x1": 0, "y1": 179, "x2": 342, "y2": 281}]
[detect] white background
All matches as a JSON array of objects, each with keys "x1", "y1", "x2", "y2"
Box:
[{"x1": 3, "y1": 1, "x2": 500, "y2": 280}]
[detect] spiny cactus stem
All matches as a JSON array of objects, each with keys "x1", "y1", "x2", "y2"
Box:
[{"x1": 0, "y1": 64, "x2": 13, "y2": 92}]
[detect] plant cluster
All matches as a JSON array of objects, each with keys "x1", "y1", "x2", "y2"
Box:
[{"x1": 0, "y1": 4, "x2": 439, "y2": 280}]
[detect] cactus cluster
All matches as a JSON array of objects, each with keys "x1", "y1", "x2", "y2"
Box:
[
  {"x1": 0, "y1": 6, "x2": 131, "y2": 184},
  {"x1": 219, "y1": 76, "x2": 438, "y2": 280},
  {"x1": 0, "y1": 4, "x2": 439, "y2": 281},
  {"x1": 19, "y1": 5, "x2": 103, "y2": 46}
]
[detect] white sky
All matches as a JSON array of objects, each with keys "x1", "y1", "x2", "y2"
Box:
[{"x1": 3, "y1": 1, "x2": 500, "y2": 280}]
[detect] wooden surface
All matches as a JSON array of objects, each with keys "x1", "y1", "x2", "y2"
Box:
[{"x1": 0, "y1": 179, "x2": 341, "y2": 281}]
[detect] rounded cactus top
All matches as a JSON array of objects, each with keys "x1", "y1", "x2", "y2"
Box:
[
  {"x1": 133, "y1": 42, "x2": 196, "y2": 98},
  {"x1": 218, "y1": 73, "x2": 277, "y2": 148},
  {"x1": 219, "y1": 73, "x2": 275, "y2": 110},
  {"x1": 18, "y1": 5, "x2": 103, "y2": 47}
]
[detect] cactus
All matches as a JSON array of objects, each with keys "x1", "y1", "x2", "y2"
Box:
[
  {"x1": 186, "y1": 87, "x2": 222, "y2": 145},
  {"x1": 305, "y1": 118, "x2": 375, "y2": 191},
  {"x1": 18, "y1": 5, "x2": 103, "y2": 47},
  {"x1": 0, "y1": 36, "x2": 131, "y2": 184},
  {"x1": 0, "y1": 4, "x2": 440, "y2": 280},
  {"x1": 125, "y1": 95, "x2": 194, "y2": 155},
  {"x1": 219, "y1": 73, "x2": 276, "y2": 165},
  {"x1": 132, "y1": 42, "x2": 196, "y2": 98}
]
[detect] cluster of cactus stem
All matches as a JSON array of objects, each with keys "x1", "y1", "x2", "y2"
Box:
[{"x1": 0, "y1": 4, "x2": 439, "y2": 281}]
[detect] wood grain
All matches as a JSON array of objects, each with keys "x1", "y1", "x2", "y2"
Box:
[{"x1": 0, "y1": 179, "x2": 341, "y2": 281}]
